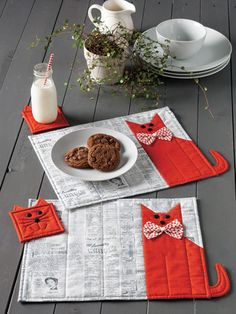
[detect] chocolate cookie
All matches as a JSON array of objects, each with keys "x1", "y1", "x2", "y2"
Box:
[
  {"x1": 87, "y1": 133, "x2": 121, "y2": 151},
  {"x1": 88, "y1": 144, "x2": 120, "y2": 172},
  {"x1": 64, "y1": 146, "x2": 91, "y2": 169}
]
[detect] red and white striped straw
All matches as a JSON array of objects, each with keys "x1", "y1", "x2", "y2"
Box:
[{"x1": 44, "y1": 53, "x2": 54, "y2": 85}]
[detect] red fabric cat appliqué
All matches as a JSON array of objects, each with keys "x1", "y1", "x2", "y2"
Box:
[
  {"x1": 126, "y1": 114, "x2": 228, "y2": 186},
  {"x1": 9, "y1": 198, "x2": 64, "y2": 243},
  {"x1": 141, "y1": 204, "x2": 230, "y2": 298}
]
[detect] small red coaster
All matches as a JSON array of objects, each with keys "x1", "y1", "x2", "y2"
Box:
[
  {"x1": 9, "y1": 198, "x2": 65, "y2": 243},
  {"x1": 22, "y1": 105, "x2": 69, "y2": 134}
]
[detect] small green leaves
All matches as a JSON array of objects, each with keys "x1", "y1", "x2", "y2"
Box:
[{"x1": 30, "y1": 19, "x2": 209, "y2": 108}]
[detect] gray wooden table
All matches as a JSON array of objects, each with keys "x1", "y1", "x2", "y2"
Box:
[{"x1": 0, "y1": 0, "x2": 235, "y2": 313}]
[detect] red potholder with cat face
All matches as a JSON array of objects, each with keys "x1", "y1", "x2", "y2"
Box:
[
  {"x1": 126, "y1": 114, "x2": 228, "y2": 186},
  {"x1": 9, "y1": 198, "x2": 64, "y2": 243},
  {"x1": 141, "y1": 203, "x2": 230, "y2": 299}
]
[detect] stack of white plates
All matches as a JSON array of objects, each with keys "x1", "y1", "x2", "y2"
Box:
[{"x1": 135, "y1": 27, "x2": 232, "y2": 79}]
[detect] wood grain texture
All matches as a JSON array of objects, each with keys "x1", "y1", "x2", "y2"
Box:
[
  {"x1": 195, "y1": 0, "x2": 236, "y2": 312},
  {"x1": 229, "y1": 0, "x2": 236, "y2": 179},
  {"x1": 101, "y1": 301, "x2": 147, "y2": 314},
  {"x1": 0, "y1": 0, "x2": 35, "y2": 88},
  {"x1": 3, "y1": 1, "x2": 93, "y2": 313},
  {"x1": 0, "y1": 0, "x2": 7, "y2": 18},
  {"x1": 5, "y1": 1, "x2": 102, "y2": 313},
  {"x1": 0, "y1": 0, "x2": 68, "y2": 310},
  {"x1": 0, "y1": 0, "x2": 64, "y2": 189}
]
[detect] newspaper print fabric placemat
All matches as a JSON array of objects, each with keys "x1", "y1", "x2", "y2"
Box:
[
  {"x1": 18, "y1": 197, "x2": 201, "y2": 302},
  {"x1": 29, "y1": 107, "x2": 190, "y2": 210}
]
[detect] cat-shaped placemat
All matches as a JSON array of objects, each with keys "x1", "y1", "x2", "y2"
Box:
[
  {"x1": 18, "y1": 198, "x2": 230, "y2": 302},
  {"x1": 29, "y1": 107, "x2": 228, "y2": 210}
]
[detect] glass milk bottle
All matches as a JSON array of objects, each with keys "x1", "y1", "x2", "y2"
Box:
[{"x1": 31, "y1": 63, "x2": 58, "y2": 123}]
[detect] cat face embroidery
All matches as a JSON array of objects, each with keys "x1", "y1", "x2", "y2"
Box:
[
  {"x1": 16, "y1": 207, "x2": 51, "y2": 235},
  {"x1": 142, "y1": 203, "x2": 184, "y2": 240},
  {"x1": 9, "y1": 198, "x2": 64, "y2": 243},
  {"x1": 126, "y1": 114, "x2": 228, "y2": 186},
  {"x1": 127, "y1": 114, "x2": 166, "y2": 139},
  {"x1": 127, "y1": 114, "x2": 174, "y2": 145},
  {"x1": 142, "y1": 203, "x2": 183, "y2": 225},
  {"x1": 141, "y1": 203, "x2": 230, "y2": 298}
]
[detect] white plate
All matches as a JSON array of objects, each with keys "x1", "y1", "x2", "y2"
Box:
[
  {"x1": 158, "y1": 57, "x2": 230, "y2": 79},
  {"x1": 161, "y1": 56, "x2": 230, "y2": 75},
  {"x1": 136, "y1": 26, "x2": 232, "y2": 73},
  {"x1": 157, "y1": 56, "x2": 230, "y2": 76},
  {"x1": 146, "y1": 56, "x2": 230, "y2": 77},
  {"x1": 51, "y1": 127, "x2": 138, "y2": 181}
]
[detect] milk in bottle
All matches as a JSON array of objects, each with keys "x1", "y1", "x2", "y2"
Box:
[{"x1": 31, "y1": 63, "x2": 58, "y2": 123}]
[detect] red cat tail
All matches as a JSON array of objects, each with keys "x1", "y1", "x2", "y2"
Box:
[
  {"x1": 209, "y1": 150, "x2": 229, "y2": 175},
  {"x1": 209, "y1": 263, "x2": 230, "y2": 297}
]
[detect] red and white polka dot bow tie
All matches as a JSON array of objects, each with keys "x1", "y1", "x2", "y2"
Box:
[
  {"x1": 136, "y1": 127, "x2": 173, "y2": 145},
  {"x1": 143, "y1": 219, "x2": 184, "y2": 240}
]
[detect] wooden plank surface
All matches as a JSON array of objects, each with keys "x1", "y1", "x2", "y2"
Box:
[
  {"x1": 229, "y1": 0, "x2": 236, "y2": 183},
  {"x1": 0, "y1": 0, "x2": 35, "y2": 88},
  {"x1": 195, "y1": 0, "x2": 236, "y2": 313},
  {"x1": 0, "y1": 0, "x2": 65, "y2": 188},
  {"x1": 1, "y1": 0, "x2": 91, "y2": 313},
  {"x1": 0, "y1": 0, "x2": 8, "y2": 18},
  {"x1": 0, "y1": 0, "x2": 67, "y2": 310},
  {"x1": 6, "y1": 0, "x2": 103, "y2": 313},
  {"x1": 0, "y1": 0, "x2": 235, "y2": 314}
]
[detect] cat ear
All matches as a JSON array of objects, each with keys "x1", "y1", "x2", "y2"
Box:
[
  {"x1": 126, "y1": 114, "x2": 166, "y2": 132},
  {"x1": 141, "y1": 204, "x2": 156, "y2": 220},
  {"x1": 13, "y1": 205, "x2": 24, "y2": 212},
  {"x1": 150, "y1": 114, "x2": 166, "y2": 128},
  {"x1": 126, "y1": 120, "x2": 141, "y2": 132},
  {"x1": 36, "y1": 198, "x2": 49, "y2": 206},
  {"x1": 141, "y1": 203, "x2": 183, "y2": 222},
  {"x1": 167, "y1": 203, "x2": 183, "y2": 223}
]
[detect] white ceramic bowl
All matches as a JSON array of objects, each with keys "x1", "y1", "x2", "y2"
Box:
[{"x1": 156, "y1": 19, "x2": 207, "y2": 60}]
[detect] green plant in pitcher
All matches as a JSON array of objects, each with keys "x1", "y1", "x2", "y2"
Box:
[
  {"x1": 31, "y1": 20, "x2": 170, "y2": 100},
  {"x1": 31, "y1": 20, "x2": 212, "y2": 115}
]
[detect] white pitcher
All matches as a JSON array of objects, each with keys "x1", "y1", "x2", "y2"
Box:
[{"x1": 88, "y1": 0, "x2": 136, "y2": 32}]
